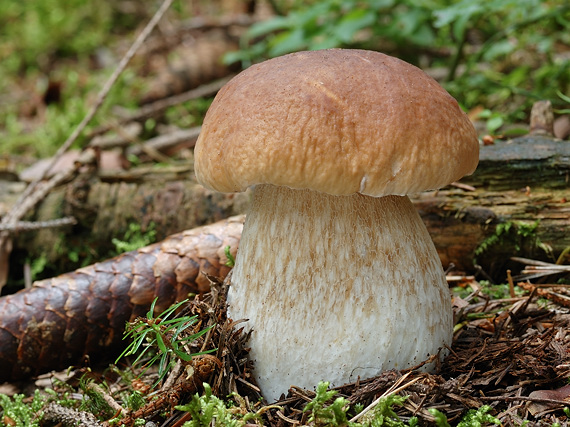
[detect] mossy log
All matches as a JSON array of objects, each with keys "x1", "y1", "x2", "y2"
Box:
[
  {"x1": 413, "y1": 187, "x2": 568, "y2": 275},
  {"x1": 414, "y1": 135, "x2": 569, "y2": 276},
  {"x1": 8, "y1": 167, "x2": 250, "y2": 277},
  {"x1": 7, "y1": 135, "x2": 570, "y2": 281}
]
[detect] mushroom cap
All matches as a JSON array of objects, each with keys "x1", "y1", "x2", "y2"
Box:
[{"x1": 195, "y1": 49, "x2": 479, "y2": 197}]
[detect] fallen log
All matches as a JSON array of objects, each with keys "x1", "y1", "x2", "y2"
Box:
[
  {"x1": 461, "y1": 134, "x2": 569, "y2": 191},
  {"x1": 0, "y1": 216, "x2": 243, "y2": 382},
  {"x1": 5, "y1": 171, "x2": 250, "y2": 275},
  {"x1": 413, "y1": 134, "x2": 570, "y2": 275},
  {"x1": 413, "y1": 186, "x2": 569, "y2": 275},
  {"x1": 10, "y1": 135, "x2": 569, "y2": 279}
]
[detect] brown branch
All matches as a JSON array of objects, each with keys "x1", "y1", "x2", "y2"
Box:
[
  {"x1": 125, "y1": 126, "x2": 202, "y2": 158},
  {"x1": 87, "y1": 76, "x2": 233, "y2": 139},
  {"x1": 0, "y1": 217, "x2": 77, "y2": 232}
]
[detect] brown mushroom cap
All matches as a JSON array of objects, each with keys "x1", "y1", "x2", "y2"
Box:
[{"x1": 195, "y1": 49, "x2": 479, "y2": 197}]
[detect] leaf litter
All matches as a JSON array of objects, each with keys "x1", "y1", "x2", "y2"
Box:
[{"x1": 4, "y1": 268, "x2": 570, "y2": 426}]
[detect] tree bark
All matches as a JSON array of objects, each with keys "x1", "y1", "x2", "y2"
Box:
[
  {"x1": 5, "y1": 167, "x2": 250, "y2": 279},
  {"x1": 414, "y1": 134, "x2": 569, "y2": 276}
]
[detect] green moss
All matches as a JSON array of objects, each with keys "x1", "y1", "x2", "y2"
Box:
[
  {"x1": 0, "y1": 390, "x2": 46, "y2": 427},
  {"x1": 474, "y1": 220, "x2": 542, "y2": 261},
  {"x1": 111, "y1": 221, "x2": 157, "y2": 255}
]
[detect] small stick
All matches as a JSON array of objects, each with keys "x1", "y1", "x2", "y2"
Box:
[
  {"x1": 507, "y1": 269, "x2": 515, "y2": 298},
  {"x1": 275, "y1": 409, "x2": 300, "y2": 425},
  {"x1": 87, "y1": 383, "x2": 127, "y2": 417},
  {"x1": 511, "y1": 256, "x2": 555, "y2": 267},
  {"x1": 449, "y1": 182, "x2": 476, "y2": 192},
  {"x1": 161, "y1": 359, "x2": 184, "y2": 392},
  {"x1": 0, "y1": 217, "x2": 76, "y2": 232}
]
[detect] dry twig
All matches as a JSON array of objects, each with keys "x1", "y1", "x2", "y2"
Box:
[{"x1": 0, "y1": 217, "x2": 77, "y2": 232}]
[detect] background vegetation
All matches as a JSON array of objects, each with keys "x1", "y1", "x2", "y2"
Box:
[
  {"x1": 1, "y1": 0, "x2": 569, "y2": 159},
  {"x1": 229, "y1": 0, "x2": 570, "y2": 130}
]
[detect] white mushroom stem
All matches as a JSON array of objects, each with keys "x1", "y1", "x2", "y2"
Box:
[{"x1": 228, "y1": 184, "x2": 453, "y2": 402}]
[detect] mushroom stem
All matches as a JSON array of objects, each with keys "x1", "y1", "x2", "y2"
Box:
[{"x1": 228, "y1": 184, "x2": 452, "y2": 402}]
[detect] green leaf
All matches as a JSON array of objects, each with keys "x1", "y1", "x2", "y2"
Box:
[
  {"x1": 334, "y1": 9, "x2": 377, "y2": 43},
  {"x1": 457, "y1": 405, "x2": 500, "y2": 426},
  {"x1": 503, "y1": 65, "x2": 531, "y2": 87},
  {"x1": 482, "y1": 39, "x2": 515, "y2": 61},
  {"x1": 269, "y1": 28, "x2": 308, "y2": 57},
  {"x1": 407, "y1": 22, "x2": 436, "y2": 46},
  {"x1": 450, "y1": 12, "x2": 472, "y2": 40},
  {"x1": 155, "y1": 333, "x2": 168, "y2": 354},
  {"x1": 433, "y1": 1, "x2": 484, "y2": 28},
  {"x1": 557, "y1": 90, "x2": 570, "y2": 104},
  {"x1": 394, "y1": 8, "x2": 426, "y2": 36},
  {"x1": 247, "y1": 16, "x2": 292, "y2": 38},
  {"x1": 147, "y1": 298, "x2": 158, "y2": 319},
  {"x1": 429, "y1": 408, "x2": 451, "y2": 427},
  {"x1": 224, "y1": 245, "x2": 235, "y2": 267}
]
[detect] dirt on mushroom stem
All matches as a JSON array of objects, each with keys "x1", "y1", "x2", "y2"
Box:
[{"x1": 227, "y1": 183, "x2": 453, "y2": 402}]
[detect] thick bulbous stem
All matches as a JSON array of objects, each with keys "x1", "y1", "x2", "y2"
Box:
[{"x1": 228, "y1": 184, "x2": 452, "y2": 402}]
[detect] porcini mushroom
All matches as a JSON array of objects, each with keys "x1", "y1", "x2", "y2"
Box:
[{"x1": 194, "y1": 49, "x2": 479, "y2": 402}]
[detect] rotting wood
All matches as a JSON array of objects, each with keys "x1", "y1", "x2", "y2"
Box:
[
  {"x1": 8, "y1": 171, "x2": 250, "y2": 269},
  {"x1": 414, "y1": 134, "x2": 570, "y2": 275},
  {"x1": 413, "y1": 186, "x2": 569, "y2": 275},
  {"x1": 460, "y1": 135, "x2": 570, "y2": 191}
]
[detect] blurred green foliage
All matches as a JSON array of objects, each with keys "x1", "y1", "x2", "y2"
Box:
[
  {"x1": 0, "y1": 0, "x2": 147, "y2": 157},
  {"x1": 0, "y1": 0, "x2": 113, "y2": 75},
  {"x1": 0, "y1": 0, "x2": 194, "y2": 158},
  {"x1": 0, "y1": 68, "x2": 143, "y2": 158},
  {"x1": 227, "y1": 0, "x2": 442, "y2": 61},
  {"x1": 1, "y1": 0, "x2": 569, "y2": 160},
  {"x1": 227, "y1": 0, "x2": 570, "y2": 124}
]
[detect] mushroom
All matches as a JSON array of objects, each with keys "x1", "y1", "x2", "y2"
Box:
[{"x1": 194, "y1": 49, "x2": 479, "y2": 402}]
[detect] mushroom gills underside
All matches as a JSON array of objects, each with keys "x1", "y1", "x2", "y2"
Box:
[{"x1": 228, "y1": 184, "x2": 452, "y2": 402}]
